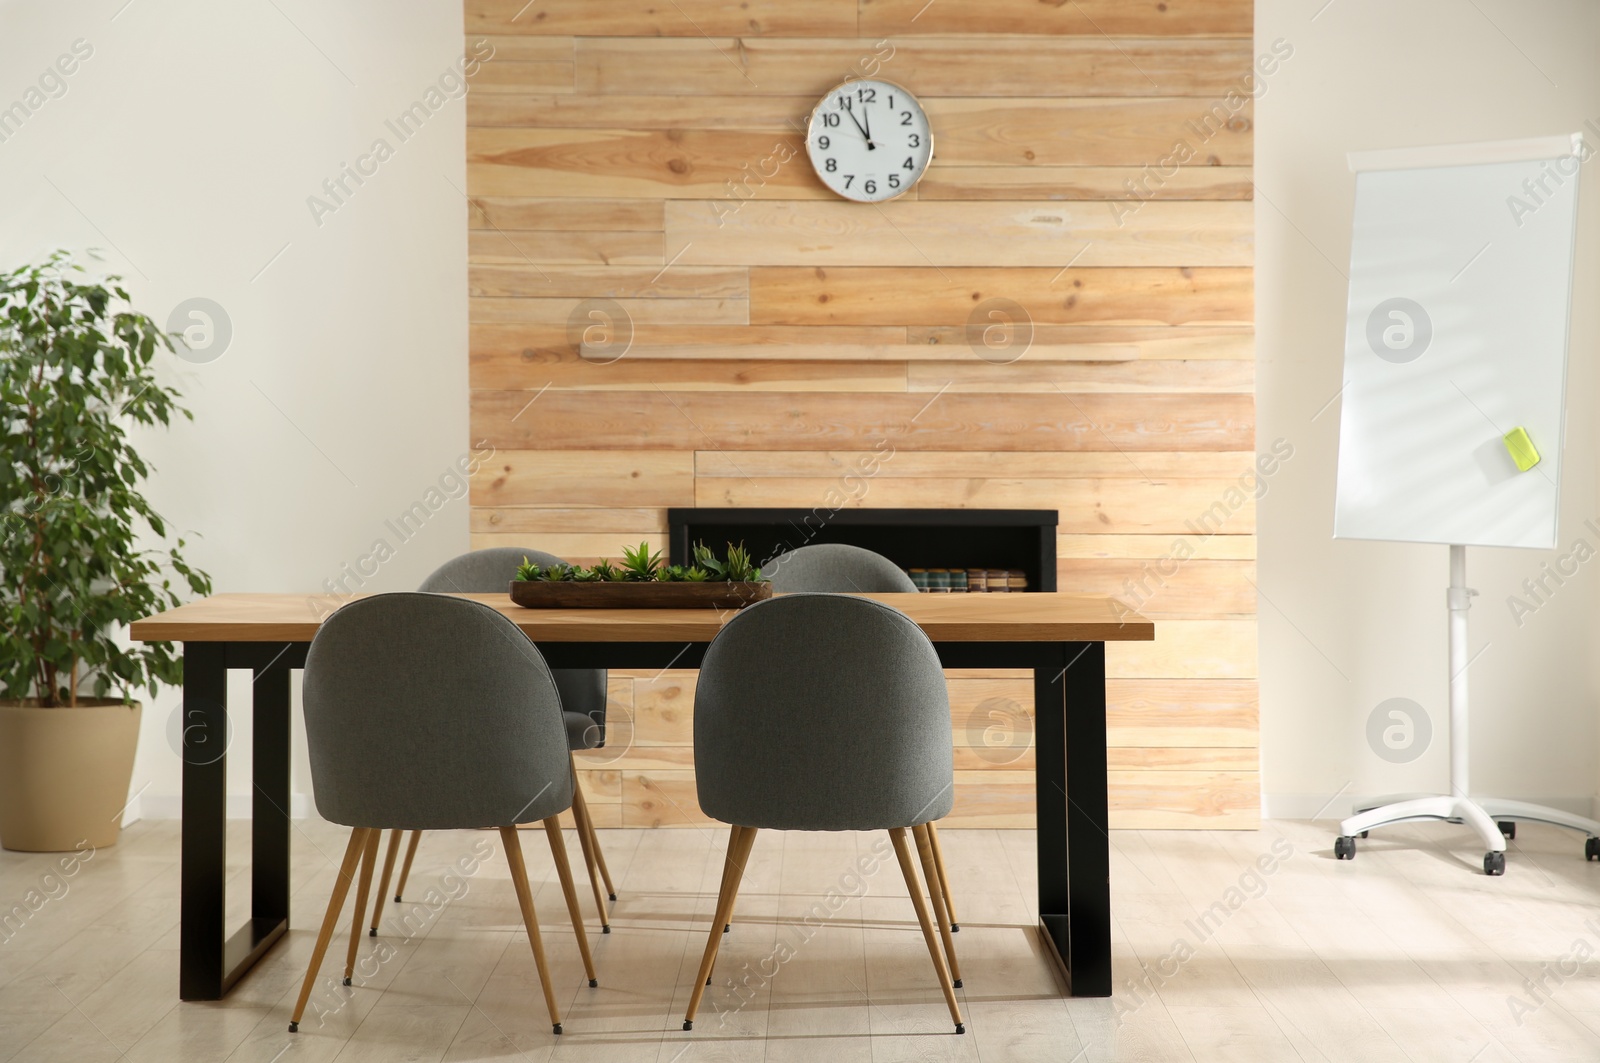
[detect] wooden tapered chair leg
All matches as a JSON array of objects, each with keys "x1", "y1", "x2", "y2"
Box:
[
  {"x1": 288, "y1": 828, "x2": 369, "y2": 1032},
  {"x1": 368, "y1": 828, "x2": 403, "y2": 936},
  {"x1": 343, "y1": 829, "x2": 382, "y2": 984},
  {"x1": 683, "y1": 825, "x2": 758, "y2": 1030},
  {"x1": 913, "y1": 824, "x2": 962, "y2": 988},
  {"x1": 543, "y1": 817, "x2": 599, "y2": 986},
  {"x1": 568, "y1": 771, "x2": 612, "y2": 933},
  {"x1": 926, "y1": 821, "x2": 958, "y2": 932},
  {"x1": 500, "y1": 826, "x2": 565, "y2": 1035},
  {"x1": 586, "y1": 795, "x2": 617, "y2": 901},
  {"x1": 393, "y1": 829, "x2": 422, "y2": 902},
  {"x1": 701, "y1": 823, "x2": 752, "y2": 985},
  {"x1": 889, "y1": 827, "x2": 964, "y2": 1034}
]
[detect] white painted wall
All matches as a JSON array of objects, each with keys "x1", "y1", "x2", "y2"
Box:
[
  {"x1": 1256, "y1": 1, "x2": 1600, "y2": 819},
  {"x1": 0, "y1": 0, "x2": 473, "y2": 820}
]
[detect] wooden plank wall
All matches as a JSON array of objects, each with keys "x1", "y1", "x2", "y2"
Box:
[{"x1": 463, "y1": 0, "x2": 1259, "y2": 830}]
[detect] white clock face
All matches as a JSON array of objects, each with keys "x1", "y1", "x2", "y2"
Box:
[{"x1": 805, "y1": 79, "x2": 933, "y2": 203}]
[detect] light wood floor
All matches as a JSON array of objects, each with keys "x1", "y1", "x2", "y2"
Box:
[{"x1": 3, "y1": 818, "x2": 1600, "y2": 1061}]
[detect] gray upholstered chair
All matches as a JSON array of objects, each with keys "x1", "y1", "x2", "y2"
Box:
[
  {"x1": 759, "y1": 543, "x2": 961, "y2": 933},
  {"x1": 762, "y1": 541, "x2": 920, "y2": 594},
  {"x1": 373, "y1": 548, "x2": 616, "y2": 937},
  {"x1": 288, "y1": 593, "x2": 596, "y2": 1036},
  {"x1": 681, "y1": 594, "x2": 965, "y2": 1035}
]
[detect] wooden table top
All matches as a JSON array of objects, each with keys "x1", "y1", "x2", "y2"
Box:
[{"x1": 130, "y1": 591, "x2": 1153, "y2": 644}]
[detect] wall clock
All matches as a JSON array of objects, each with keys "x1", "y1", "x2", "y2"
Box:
[{"x1": 805, "y1": 78, "x2": 933, "y2": 203}]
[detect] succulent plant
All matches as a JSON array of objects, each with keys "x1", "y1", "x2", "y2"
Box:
[
  {"x1": 723, "y1": 543, "x2": 763, "y2": 583},
  {"x1": 691, "y1": 542, "x2": 724, "y2": 579},
  {"x1": 660, "y1": 564, "x2": 714, "y2": 583},
  {"x1": 694, "y1": 541, "x2": 765, "y2": 583},
  {"x1": 621, "y1": 541, "x2": 662, "y2": 582}
]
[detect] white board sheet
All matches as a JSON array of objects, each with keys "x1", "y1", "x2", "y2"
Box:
[{"x1": 1334, "y1": 144, "x2": 1581, "y2": 549}]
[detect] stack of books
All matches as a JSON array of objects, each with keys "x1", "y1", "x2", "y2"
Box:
[{"x1": 906, "y1": 568, "x2": 1028, "y2": 592}]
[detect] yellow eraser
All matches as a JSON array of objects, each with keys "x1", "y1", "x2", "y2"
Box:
[{"x1": 1504, "y1": 427, "x2": 1540, "y2": 472}]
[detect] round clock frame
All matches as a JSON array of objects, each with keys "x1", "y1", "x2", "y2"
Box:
[{"x1": 803, "y1": 77, "x2": 934, "y2": 203}]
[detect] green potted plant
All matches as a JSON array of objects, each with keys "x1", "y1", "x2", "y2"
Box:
[
  {"x1": 0, "y1": 252, "x2": 211, "y2": 851},
  {"x1": 509, "y1": 541, "x2": 769, "y2": 608}
]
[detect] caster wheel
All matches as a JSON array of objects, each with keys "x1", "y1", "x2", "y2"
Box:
[
  {"x1": 588, "y1": 978, "x2": 598, "y2": 988},
  {"x1": 1359, "y1": 831, "x2": 1369, "y2": 839},
  {"x1": 287, "y1": 1021, "x2": 299, "y2": 1033},
  {"x1": 1334, "y1": 836, "x2": 1356, "y2": 860},
  {"x1": 1497, "y1": 820, "x2": 1516, "y2": 840},
  {"x1": 1484, "y1": 851, "x2": 1505, "y2": 876},
  {"x1": 1585, "y1": 837, "x2": 1599, "y2": 861},
  {"x1": 683, "y1": 1020, "x2": 694, "y2": 1031},
  {"x1": 552, "y1": 1023, "x2": 562, "y2": 1035}
]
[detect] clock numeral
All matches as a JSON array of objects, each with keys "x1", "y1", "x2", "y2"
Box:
[
  {"x1": 888, "y1": 94, "x2": 895, "y2": 108},
  {"x1": 836, "y1": 95, "x2": 852, "y2": 111},
  {"x1": 817, "y1": 135, "x2": 830, "y2": 150},
  {"x1": 822, "y1": 112, "x2": 840, "y2": 127},
  {"x1": 825, "y1": 158, "x2": 837, "y2": 172},
  {"x1": 900, "y1": 111, "x2": 913, "y2": 126},
  {"x1": 908, "y1": 133, "x2": 920, "y2": 148},
  {"x1": 857, "y1": 87, "x2": 877, "y2": 104},
  {"x1": 842, "y1": 175, "x2": 854, "y2": 189},
  {"x1": 888, "y1": 173, "x2": 900, "y2": 189},
  {"x1": 903, "y1": 157, "x2": 914, "y2": 170},
  {"x1": 864, "y1": 179, "x2": 877, "y2": 195}
]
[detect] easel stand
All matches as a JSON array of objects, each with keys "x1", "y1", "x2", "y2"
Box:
[{"x1": 1334, "y1": 545, "x2": 1600, "y2": 875}]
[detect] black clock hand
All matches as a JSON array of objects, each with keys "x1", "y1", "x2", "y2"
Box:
[
  {"x1": 844, "y1": 107, "x2": 873, "y2": 149},
  {"x1": 860, "y1": 103, "x2": 874, "y2": 149}
]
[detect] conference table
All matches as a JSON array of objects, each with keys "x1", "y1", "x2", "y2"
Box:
[{"x1": 130, "y1": 591, "x2": 1153, "y2": 1002}]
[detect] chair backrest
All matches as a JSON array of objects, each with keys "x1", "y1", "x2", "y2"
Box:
[
  {"x1": 417, "y1": 546, "x2": 562, "y2": 594},
  {"x1": 693, "y1": 594, "x2": 953, "y2": 831},
  {"x1": 419, "y1": 547, "x2": 607, "y2": 738},
  {"x1": 303, "y1": 593, "x2": 573, "y2": 829},
  {"x1": 762, "y1": 543, "x2": 918, "y2": 594}
]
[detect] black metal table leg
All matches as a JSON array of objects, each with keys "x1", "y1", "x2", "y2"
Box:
[
  {"x1": 1061, "y1": 641, "x2": 1111, "y2": 996},
  {"x1": 252, "y1": 649, "x2": 292, "y2": 924},
  {"x1": 179, "y1": 642, "x2": 298, "y2": 1000},
  {"x1": 1033, "y1": 644, "x2": 1073, "y2": 990},
  {"x1": 179, "y1": 642, "x2": 228, "y2": 1000},
  {"x1": 232, "y1": 645, "x2": 295, "y2": 980},
  {"x1": 933, "y1": 639, "x2": 1112, "y2": 998}
]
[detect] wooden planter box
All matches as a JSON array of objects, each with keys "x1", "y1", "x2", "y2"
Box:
[{"x1": 508, "y1": 580, "x2": 772, "y2": 610}]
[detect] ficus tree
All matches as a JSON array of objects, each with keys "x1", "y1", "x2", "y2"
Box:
[{"x1": 0, "y1": 251, "x2": 211, "y2": 707}]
